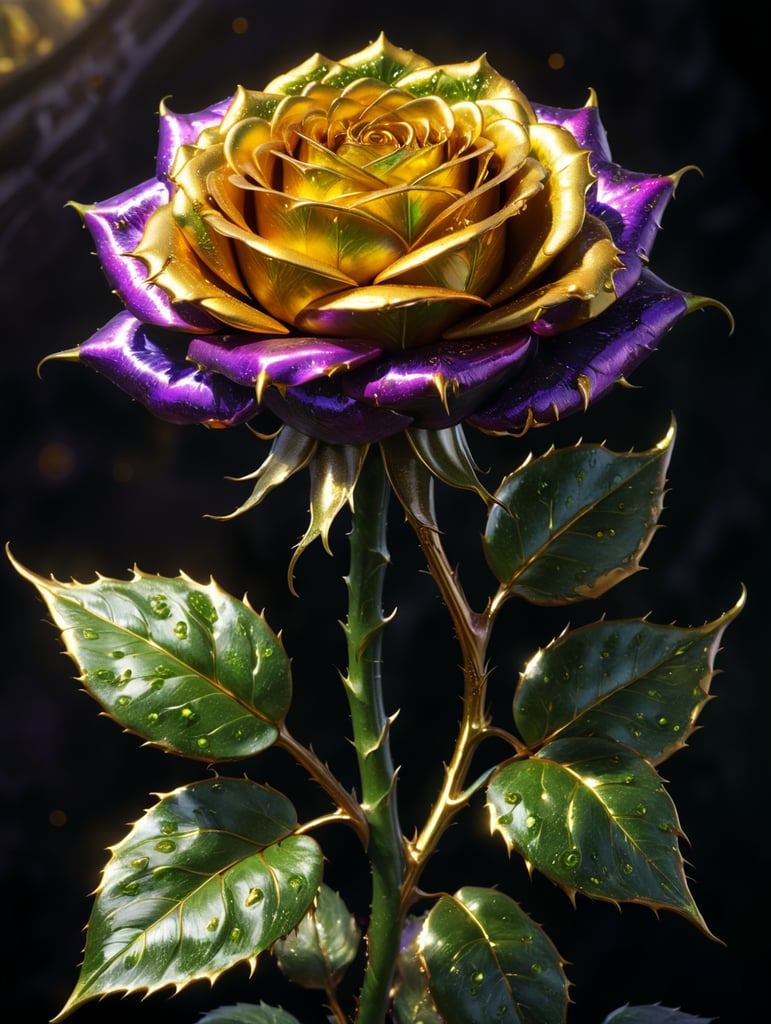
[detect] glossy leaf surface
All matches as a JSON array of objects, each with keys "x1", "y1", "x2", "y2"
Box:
[
  {"x1": 198, "y1": 1003, "x2": 302, "y2": 1024},
  {"x1": 57, "y1": 778, "x2": 322, "y2": 1018},
  {"x1": 484, "y1": 426, "x2": 673, "y2": 604},
  {"x1": 15, "y1": 560, "x2": 290, "y2": 760},
  {"x1": 273, "y1": 883, "x2": 361, "y2": 989},
  {"x1": 601, "y1": 1007, "x2": 715, "y2": 1024},
  {"x1": 514, "y1": 599, "x2": 742, "y2": 762},
  {"x1": 488, "y1": 738, "x2": 709, "y2": 931},
  {"x1": 392, "y1": 916, "x2": 444, "y2": 1024},
  {"x1": 420, "y1": 887, "x2": 568, "y2": 1023}
]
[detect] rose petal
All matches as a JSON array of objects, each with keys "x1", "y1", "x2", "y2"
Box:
[
  {"x1": 188, "y1": 335, "x2": 382, "y2": 389},
  {"x1": 343, "y1": 331, "x2": 532, "y2": 427},
  {"x1": 156, "y1": 97, "x2": 231, "y2": 180},
  {"x1": 534, "y1": 98, "x2": 612, "y2": 162},
  {"x1": 468, "y1": 269, "x2": 692, "y2": 432},
  {"x1": 262, "y1": 378, "x2": 413, "y2": 445},
  {"x1": 77, "y1": 180, "x2": 218, "y2": 332},
  {"x1": 589, "y1": 162, "x2": 678, "y2": 298},
  {"x1": 78, "y1": 311, "x2": 258, "y2": 426}
]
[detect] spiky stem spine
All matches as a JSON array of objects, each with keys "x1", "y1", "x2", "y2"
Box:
[{"x1": 344, "y1": 451, "x2": 405, "y2": 1024}]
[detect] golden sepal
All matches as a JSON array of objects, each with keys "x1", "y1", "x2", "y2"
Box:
[
  {"x1": 288, "y1": 443, "x2": 369, "y2": 595},
  {"x1": 684, "y1": 293, "x2": 735, "y2": 334},
  {"x1": 216, "y1": 85, "x2": 283, "y2": 136},
  {"x1": 213, "y1": 425, "x2": 318, "y2": 521},
  {"x1": 265, "y1": 53, "x2": 347, "y2": 96},
  {"x1": 322, "y1": 33, "x2": 432, "y2": 89},
  {"x1": 406, "y1": 425, "x2": 495, "y2": 506},
  {"x1": 485, "y1": 122, "x2": 595, "y2": 304},
  {"x1": 447, "y1": 213, "x2": 620, "y2": 338}
]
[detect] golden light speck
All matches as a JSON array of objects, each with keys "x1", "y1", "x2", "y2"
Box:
[
  {"x1": 37, "y1": 441, "x2": 76, "y2": 481},
  {"x1": 49, "y1": 809, "x2": 68, "y2": 828},
  {"x1": 548, "y1": 52, "x2": 566, "y2": 70},
  {"x1": 112, "y1": 460, "x2": 135, "y2": 483},
  {"x1": 232, "y1": 16, "x2": 248, "y2": 34}
]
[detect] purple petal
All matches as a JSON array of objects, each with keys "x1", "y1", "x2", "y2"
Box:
[
  {"x1": 262, "y1": 378, "x2": 413, "y2": 445},
  {"x1": 589, "y1": 162, "x2": 677, "y2": 298},
  {"x1": 156, "y1": 97, "x2": 232, "y2": 180},
  {"x1": 534, "y1": 101, "x2": 612, "y2": 162},
  {"x1": 343, "y1": 332, "x2": 533, "y2": 428},
  {"x1": 469, "y1": 270, "x2": 692, "y2": 432},
  {"x1": 79, "y1": 180, "x2": 218, "y2": 332},
  {"x1": 79, "y1": 311, "x2": 258, "y2": 426},
  {"x1": 188, "y1": 335, "x2": 382, "y2": 389}
]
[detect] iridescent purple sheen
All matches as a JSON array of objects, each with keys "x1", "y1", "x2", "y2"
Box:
[
  {"x1": 343, "y1": 333, "x2": 532, "y2": 427},
  {"x1": 188, "y1": 335, "x2": 382, "y2": 388},
  {"x1": 469, "y1": 270, "x2": 689, "y2": 432},
  {"x1": 79, "y1": 181, "x2": 217, "y2": 331},
  {"x1": 79, "y1": 311, "x2": 258, "y2": 426},
  {"x1": 156, "y1": 98, "x2": 231, "y2": 181},
  {"x1": 68, "y1": 86, "x2": 709, "y2": 444},
  {"x1": 262, "y1": 378, "x2": 413, "y2": 445}
]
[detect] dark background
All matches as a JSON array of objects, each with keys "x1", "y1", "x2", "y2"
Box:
[{"x1": 1, "y1": 1, "x2": 767, "y2": 1021}]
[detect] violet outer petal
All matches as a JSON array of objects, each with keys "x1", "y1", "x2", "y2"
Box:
[
  {"x1": 188, "y1": 335, "x2": 383, "y2": 389},
  {"x1": 588, "y1": 162, "x2": 676, "y2": 298},
  {"x1": 262, "y1": 378, "x2": 412, "y2": 445},
  {"x1": 156, "y1": 97, "x2": 231, "y2": 180},
  {"x1": 533, "y1": 102, "x2": 612, "y2": 162},
  {"x1": 79, "y1": 311, "x2": 258, "y2": 426},
  {"x1": 80, "y1": 180, "x2": 218, "y2": 332},
  {"x1": 468, "y1": 269, "x2": 690, "y2": 433},
  {"x1": 342, "y1": 332, "x2": 533, "y2": 429}
]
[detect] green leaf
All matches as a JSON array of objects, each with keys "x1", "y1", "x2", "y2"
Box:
[
  {"x1": 484, "y1": 424, "x2": 674, "y2": 605},
  {"x1": 273, "y1": 883, "x2": 361, "y2": 989},
  {"x1": 12, "y1": 557, "x2": 290, "y2": 760},
  {"x1": 514, "y1": 595, "x2": 743, "y2": 762},
  {"x1": 419, "y1": 887, "x2": 569, "y2": 1024},
  {"x1": 601, "y1": 1006, "x2": 715, "y2": 1024},
  {"x1": 56, "y1": 778, "x2": 323, "y2": 1019},
  {"x1": 487, "y1": 738, "x2": 711, "y2": 933},
  {"x1": 392, "y1": 916, "x2": 444, "y2": 1024},
  {"x1": 198, "y1": 1003, "x2": 303, "y2": 1024}
]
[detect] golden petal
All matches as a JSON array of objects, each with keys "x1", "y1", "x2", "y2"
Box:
[
  {"x1": 444, "y1": 213, "x2": 621, "y2": 338},
  {"x1": 205, "y1": 210, "x2": 355, "y2": 323},
  {"x1": 292, "y1": 133, "x2": 384, "y2": 187},
  {"x1": 296, "y1": 283, "x2": 488, "y2": 349},
  {"x1": 448, "y1": 101, "x2": 484, "y2": 154},
  {"x1": 486, "y1": 121, "x2": 594, "y2": 303},
  {"x1": 223, "y1": 116, "x2": 273, "y2": 179},
  {"x1": 273, "y1": 153, "x2": 367, "y2": 202},
  {"x1": 133, "y1": 205, "x2": 287, "y2": 334},
  {"x1": 252, "y1": 191, "x2": 406, "y2": 282},
  {"x1": 397, "y1": 55, "x2": 536, "y2": 121},
  {"x1": 360, "y1": 140, "x2": 449, "y2": 186},
  {"x1": 265, "y1": 53, "x2": 346, "y2": 95},
  {"x1": 342, "y1": 184, "x2": 460, "y2": 244},
  {"x1": 218, "y1": 85, "x2": 282, "y2": 135},
  {"x1": 331, "y1": 34, "x2": 433, "y2": 85},
  {"x1": 271, "y1": 93, "x2": 329, "y2": 145}
]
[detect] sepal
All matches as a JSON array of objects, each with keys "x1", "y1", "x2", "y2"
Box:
[{"x1": 273, "y1": 884, "x2": 361, "y2": 989}]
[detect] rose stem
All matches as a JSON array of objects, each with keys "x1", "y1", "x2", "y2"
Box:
[{"x1": 343, "y1": 450, "x2": 405, "y2": 1024}]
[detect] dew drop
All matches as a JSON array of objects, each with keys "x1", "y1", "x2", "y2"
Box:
[
  {"x1": 498, "y1": 812, "x2": 513, "y2": 826},
  {"x1": 196, "y1": 737, "x2": 210, "y2": 750},
  {"x1": 130, "y1": 857, "x2": 149, "y2": 870},
  {"x1": 149, "y1": 595, "x2": 171, "y2": 619},
  {"x1": 80, "y1": 628, "x2": 99, "y2": 640},
  {"x1": 623, "y1": 775, "x2": 633, "y2": 785},
  {"x1": 150, "y1": 677, "x2": 166, "y2": 690},
  {"x1": 562, "y1": 849, "x2": 581, "y2": 868},
  {"x1": 622, "y1": 863, "x2": 634, "y2": 875},
  {"x1": 188, "y1": 591, "x2": 219, "y2": 624},
  {"x1": 601, "y1": 650, "x2": 609, "y2": 659},
  {"x1": 146, "y1": 712, "x2": 159, "y2": 725},
  {"x1": 110, "y1": 650, "x2": 125, "y2": 659},
  {"x1": 94, "y1": 668, "x2": 115, "y2": 683},
  {"x1": 589, "y1": 876, "x2": 600, "y2": 886},
  {"x1": 595, "y1": 529, "x2": 604, "y2": 539},
  {"x1": 575, "y1": 470, "x2": 585, "y2": 483},
  {"x1": 206, "y1": 917, "x2": 219, "y2": 932},
  {"x1": 504, "y1": 791, "x2": 522, "y2": 806},
  {"x1": 530, "y1": 962, "x2": 543, "y2": 974},
  {"x1": 672, "y1": 724, "x2": 681, "y2": 733},
  {"x1": 180, "y1": 707, "x2": 198, "y2": 724},
  {"x1": 657, "y1": 822, "x2": 671, "y2": 832},
  {"x1": 211, "y1": 781, "x2": 223, "y2": 792},
  {"x1": 525, "y1": 815, "x2": 538, "y2": 830},
  {"x1": 632, "y1": 728, "x2": 642, "y2": 738},
  {"x1": 263, "y1": 646, "x2": 274, "y2": 658},
  {"x1": 155, "y1": 839, "x2": 176, "y2": 854},
  {"x1": 245, "y1": 887, "x2": 264, "y2": 906},
  {"x1": 160, "y1": 821, "x2": 177, "y2": 835},
  {"x1": 635, "y1": 804, "x2": 647, "y2": 817},
  {"x1": 519, "y1": 934, "x2": 533, "y2": 945},
  {"x1": 449, "y1": 965, "x2": 461, "y2": 975},
  {"x1": 124, "y1": 953, "x2": 139, "y2": 969},
  {"x1": 116, "y1": 695, "x2": 131, "y2": 707},
  {"x1": 173, "y1": 621, "x2": 188, "y2": 639},
  {"x1": 230, "y1": 927, "x2": 242, "y2": 941},
  {"x1": 288, "y1": 875, "x2": 304, "y2": 891},
  {"x1": 657, "y1": 716, "x2": 668, "y2": 728},
  {"x1": 120, "y1": 879, "x2": 140, "y2": 896}
]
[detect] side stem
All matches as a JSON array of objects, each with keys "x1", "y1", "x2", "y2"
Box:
[{"x1": 344, "y1": 451, "x2": 405, "y2": 1024}]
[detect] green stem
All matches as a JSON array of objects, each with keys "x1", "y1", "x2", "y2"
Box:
[{"x1": 344, "y1": 451, "x2": 405, "y2": 1024}]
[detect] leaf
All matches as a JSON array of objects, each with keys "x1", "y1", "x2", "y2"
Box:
[
  {"x1": 601, "y1": 1005, "x2": 715, "y2": 1024},
  {"x1": 273, "y1": 883, "x2": 361, "y2": 989},
  {"x1": 514, "y1": 595, "x2": 743, "y2": 763},
  {"x1": 56, "y1": 778, "x2": 323, "y2": 1019},
  {"x1": 392, "y1": 915, "x2": 445, "y2": 1024},
  {"x1": 12, "y1": 557, "x2": 291, "y2": 760},
  {"x1": 484, "y1": 424, "x2": 674, "y2": 605},
  {"x1": 487, "y1": 738, "x2": 711, "y2": 933},
  {"x1": 198, "y1": 1003, "x2": 303, "y2": 1024},
  {"x1": 419, "y1": 887, "x2": 569, "y2": 1024}
]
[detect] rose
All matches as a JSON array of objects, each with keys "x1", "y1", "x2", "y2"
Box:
[{"x1": 58, "y1": 34, "x2": 723, "y2": 451}]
